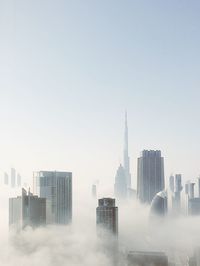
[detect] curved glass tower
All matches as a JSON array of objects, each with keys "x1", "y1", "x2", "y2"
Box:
[{"x1": 150, "y1": 190, "x2": 168, "y2": 217}]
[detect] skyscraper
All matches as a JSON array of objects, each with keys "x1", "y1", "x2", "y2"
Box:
[
  {"x1": 11, "y1": 167, "x2": 16, "y2": 188},
  {"x1": 169, "y1": 175, "x2": 174, "y2": 192},
  {"x1": 4, "y1": 172, "x2": 8, "y2": 185},
  {"x1": 114, "y1": 112, "x2": 132, "y2": 199},
  {"x1": 33, "y1": 171, "x2": 72, "y2": 224},
  {"x1": 96, "y1": 198, "x2": 118, "y2": 235},
  {"x1": 185, "y1": 182, "x2": 195, "y2": 199},
  {"x1": 124, "y1": 111, "x2": 131, "y2": 189},
  {"x1": 114, "y1": 164, "x2": 127, "y2": 199},
  {"x1": 169, "y1": 174, "x2": 183, "y2": 214},
  {"x1": 9, "y1": 188, "x2": 46, "y2": 230},
  {"x1": 92, "y1": 184, "x2": 97, "y2": 198},
  {"x1": 197, "y1": 177, "x2": 200, "y2": 198},
  {"x1": 137, "y1": 150, "x2": 165, "y2": 204}
]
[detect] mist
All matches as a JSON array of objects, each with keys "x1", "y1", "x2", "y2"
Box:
[{"x1": 1, "y1": 186, "x2": 200, "y2": 266}]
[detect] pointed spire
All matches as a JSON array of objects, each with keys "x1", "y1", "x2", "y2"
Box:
[
  {"x1": 124, "y1": 110, "x2": 128, "y2": 153},
  {"x1": 123, "y1": 110, "x2": 131, "y2": 188},
  {"x1": 125, "y1": 110, "x2": 127, "y2": 126}
]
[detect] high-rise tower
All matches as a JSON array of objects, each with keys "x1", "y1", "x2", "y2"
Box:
[
  {"x1": 123, "y1": 111, "x2": 131, "y2": 189},
  {"x1": 114, "y1": 112, "x2": 132, "y2": 199},
  {"x1": 4, "y1": 172, "x2": 9, "y2": 185},
  {"x1": 137, "y1": 150, "x2": 165, "y2": 204},
  {"x1": 11, "y1": 168, "x2": 16, "y2": 188},
  {"x1": 169, "y1": 174, "x2": 183, "y2": 215},
  {"x1": 96, "y1": 198, "x2": 118, "y2": 235},
  {"x1": 33, "y1": 171, "x2": 72, "y2": 224}
]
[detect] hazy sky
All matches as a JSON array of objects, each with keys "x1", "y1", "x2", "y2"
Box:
[{"x1": 0, "y1": 0, "x2": 200, "y2": 191}]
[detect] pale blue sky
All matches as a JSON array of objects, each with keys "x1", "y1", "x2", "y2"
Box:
[{"x1": 0, "y1": 0, "x2": 200, "y2": 191}]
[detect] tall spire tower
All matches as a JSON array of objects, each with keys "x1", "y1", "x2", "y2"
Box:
[{"x1": 123, "y1": 111, "x2": 131, "y2": 189}]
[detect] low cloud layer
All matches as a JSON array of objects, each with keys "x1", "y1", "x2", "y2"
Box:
[{"x1": 1, "y1": 187, "x2": 200, "y2": 265}]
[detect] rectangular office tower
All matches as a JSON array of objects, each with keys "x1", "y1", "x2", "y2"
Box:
[
  {"x1": 9, "y1": 188, "x2": 46, "y2": 230},
  {"x1": 137, "y1": 150, "x2": 165, "y2": 204},
  {"x1": 96, "y1": 198, "x2": 118, "y2": 235},
  {"x1": 4, "y1": 172, "x2": 8, "y2": 185},
  {"x1": 11, "y1": 167, "x2": 16, "y2": 188},
  {"x1": 33, "y1": 171, "x2": 72, "y2": 224}
]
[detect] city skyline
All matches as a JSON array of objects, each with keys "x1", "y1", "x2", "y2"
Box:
[
  {"x1": 1, "y1": 1, "x2": 200, "y2": 265},
  {"x1": 0, "y1": 113, "x2": 199, "y2": 193}
]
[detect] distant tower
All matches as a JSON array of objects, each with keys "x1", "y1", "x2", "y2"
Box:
[
  {"x1": 185, "y1": 182, "x2": 195, "y2": 199},
  {"x1": 197, "y1": 177, "x2": 200, "y2": 198},
  {"x1": 169, "y1": 175, "x2": 174, "y2": 192},
  {"x1": 114, "y1": 112, "x2": 132, "y2": 199},
  {"x1": 137, "y1": 150, "x2": 165, "y2": 204},
  {"x1": 92, "y1": 184, "x2": 97, "y2": 198},
  {"x1": 114, "y1": 164, "x2": 127, "y2": 199},
  {"x1": 4, "y1": 172, "x2": 9, "y2": 185},
  {"x1": 173, "y1": 174, "x2": 182, "y2": 211},
  {"x1": 11, "y1": 168, "x2": 16, "y2": 188},
  {"x1": 185, "y1": 183, "x2": 189, "y2": 195},
  {"x1": 17, "y1": 174, "x2": 21, "y2": 187},
  {"x1": 186, "y1": 181, "x2": 200, "y2": 216},
  {"x1": 169, "y1": 174, "x2": 183, "y2": 214},
  {"x1": 96, "y1": 198, "x2": 118, "y2": 235},
  {"x1": 123, "y1": 111, "x2": 131, "y2": 189}
]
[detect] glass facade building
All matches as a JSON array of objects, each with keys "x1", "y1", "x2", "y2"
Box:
[
  {"x1": 11, "y1": 167, "x2": 16, "y2": 188},
  {"x1": 137, "y1": 150, "x2": 165, "y2": 204},
  {"x1": 9, "y1": 188, "x2": 46, "y2": 229},
  {"x1": 33, "y1": 171, "x2": 72, "y2": 224},
  {"x1": 150, "y1": 191, "x2": 168, "y2": 217}
]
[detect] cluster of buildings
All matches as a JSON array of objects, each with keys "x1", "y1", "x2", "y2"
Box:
[
  {"x1": 9, "y1": 171, "x2": 72, "y2": 229},
  {"x1": 114, "y1": 113, "x2": 200, "y2": 219},
  {"x1": 8, "y1": 113, "x2": 200, "y2": 265},
  {"x1": 114, "y1": 114, "x2": 165, "y2": 204}
]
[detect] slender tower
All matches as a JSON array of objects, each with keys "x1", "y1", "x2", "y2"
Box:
[{"x1": 123, "y1": 111, "x2": 131, "y2": 189}]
